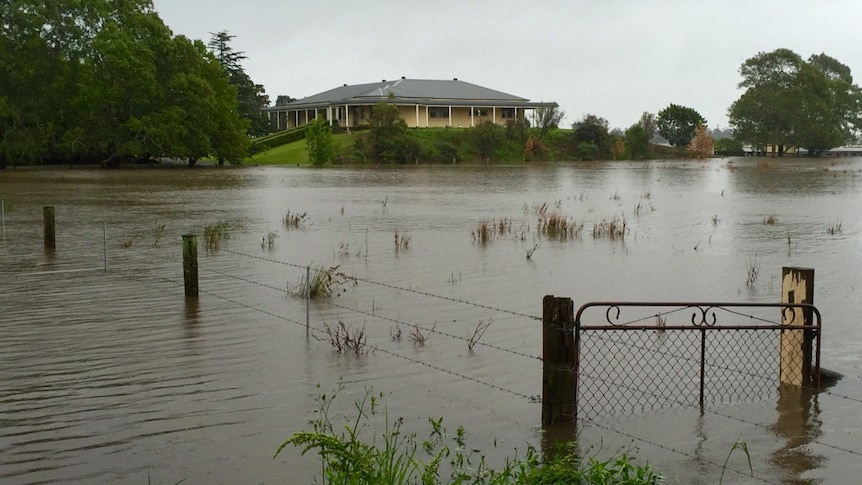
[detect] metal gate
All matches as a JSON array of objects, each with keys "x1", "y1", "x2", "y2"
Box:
[{"x1": 572, "y1": 302, "x2": 821, "y2": 420}]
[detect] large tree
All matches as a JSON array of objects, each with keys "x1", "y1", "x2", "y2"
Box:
[
  {"x1": 657, "y1": 104, "x2": 706, "y2": 148},
  {"x1": 571, "y1": 114, "x2": 610, "y2": 160},
  {"x1": 0, "y1": 0, "x2": 249, "y2": 166},
  {"x1": 729, "y1": 49, "x2": 862, "y2": 155},
  {"x1": 208, "y1": 31, "x2": 270, "y2": 137}
]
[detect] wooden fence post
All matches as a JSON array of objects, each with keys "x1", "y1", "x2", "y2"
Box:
[
  {"x1": 542, "y1": 295, "x2": 577, "y2": 426},
  {"x1": 182, "y1": 234, "x2": 199, "y2": 297},
  {"x1": 780, "y1": 267, "x2": 814, "y2": 387},
  {"x1": 43, "y1": 206, "x2": 55, "y2": 249}
]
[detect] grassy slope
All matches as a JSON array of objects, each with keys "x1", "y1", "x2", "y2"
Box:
[{"x1": 246, "y1": 133, "x2": 354, "y2": 166}]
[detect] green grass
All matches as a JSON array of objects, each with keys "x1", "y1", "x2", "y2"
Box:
[
  {"x1": 276, "y1": 387, "x2": 663, "y2": 485},
  {"x1": 246, "y1": 133, "x2": 354, "y2": 165}
]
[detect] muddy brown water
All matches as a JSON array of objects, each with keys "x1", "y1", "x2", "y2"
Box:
[{"x1": 1, "y1": 159, "x2": 861, "y2": 483}]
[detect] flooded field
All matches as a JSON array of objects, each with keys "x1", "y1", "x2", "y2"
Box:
[{"x1": 1, "y1": 158, "x2": 861, "y2": 483}]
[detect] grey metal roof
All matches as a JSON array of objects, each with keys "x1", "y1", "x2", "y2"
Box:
[{"x1": 263, "y1": 78, "x2": 556, "y2": 111}]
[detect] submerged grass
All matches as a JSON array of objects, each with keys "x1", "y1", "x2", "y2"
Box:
[
  {"x1": 276, "y1": 387, "x2": 662, "y2": 485},
  {"x1": 203, "y1": 221, "x2": 230, "y2": 251},
  {"x1": 291, "y1": 265, "x2": 355, "y2": 298}
]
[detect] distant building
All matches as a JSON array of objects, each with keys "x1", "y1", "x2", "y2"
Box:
[{"x1": 262, "y1": 77, "x2": 557, "y2": 131}]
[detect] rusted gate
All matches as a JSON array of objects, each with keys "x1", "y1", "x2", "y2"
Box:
[{"x1": 541, "y1": 297, "x2": 821, "y2": 425}]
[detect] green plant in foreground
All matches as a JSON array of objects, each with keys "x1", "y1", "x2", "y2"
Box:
[{"x1": 275, "y1": 387, "x2": 662, "y2": 484}]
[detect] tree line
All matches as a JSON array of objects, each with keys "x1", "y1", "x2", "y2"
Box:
[
  {"x1": 3, "y1": 0, "x2": 860, "y2": 170},
  {"x1": 0, "y1": 0, "x2": 268, "y2": 168}
]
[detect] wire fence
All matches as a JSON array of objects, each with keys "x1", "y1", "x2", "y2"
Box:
[{"x1": 4, "y1": 219, "x2": 862, "y2": 483}]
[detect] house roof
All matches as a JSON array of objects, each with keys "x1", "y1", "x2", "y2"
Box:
[{"x1": 263, "y1": 78, "x2": 556, "y2": 111}]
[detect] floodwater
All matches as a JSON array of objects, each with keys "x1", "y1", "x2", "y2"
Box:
[{"x1": 1, "y1": 158, "x2": 861, "y2": 484}]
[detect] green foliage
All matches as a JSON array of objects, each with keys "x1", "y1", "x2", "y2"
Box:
[
  {"x1": 714, "y1": 137, "x2": 743, "y2": 153},
  {"x1": 531, "y1": 105, "x2": 564, "y2": 139},
  {"x1": 277, "y1": 388, "x2": 662, "y2": 485},
  {"x1": 306, "y1": 119, "x2": 335, "y2": 166},
  {"x1": 624, "y1": 124, "x2": 652, "y2": 160},
  {"x1": 656, "y1": 104, "x2": 706, "y2": 148},
  {"x1": 0, "y1": 1, "x2": 250, "y2": 166},
  {"x1": 729, "y1": 49, "x2": 862, "y2": 155},
  {"x1": 208, "y1": 31, "x2": 270, "y2": 137},
  {"x1": 572, "y1": 114, "x2": 611, "y2": 159},
  {"x1": 471, "y1": 121, "x2": 505, "y2": 161}
]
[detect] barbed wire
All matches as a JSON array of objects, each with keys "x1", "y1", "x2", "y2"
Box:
[
  {"x1": 324, "y1": 299, "x2": 541, "y2": 362},
  {"x1": 580, "y1": 418, "x2": 780, "y2": 484},
  {"x1": 219, "y1": 247, "x2": 542, "y2": 321}
]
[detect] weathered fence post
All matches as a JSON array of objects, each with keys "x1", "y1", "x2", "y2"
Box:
[
  {"x1": 780, "y1": 267, "x2": 814, "y2": 387},
  {"x1": 306, "y1": 265, "x2": 311, "y2": 335},
  {"x1": 182, "y1": 234, "x2": 199, "y2": 297},
  {"x1": 1, "y1": 200, "x2": 6, "y2": 236},
  {"x1": 103, "y1": 222, "x2": 108, "y2": 272},
  {"x1": 542, "y1": 295, "x2": 577, "y2": 426},
  {"x1": 43, "y1": 206, "x2": 55, "y2": 249}
]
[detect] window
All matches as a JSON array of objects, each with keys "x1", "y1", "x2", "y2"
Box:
[
  {"x1": 501, "y1": 108, "x2": 516, "y2": 119},
  {"x1": 473, "y1": 109, "x2": 488, "y2": 117},
  {"x1": 429, "y1": 107, "x2": 449, "y2": 118}
]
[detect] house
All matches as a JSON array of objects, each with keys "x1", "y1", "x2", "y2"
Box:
[{"x1": 262, "y1": 77, "x2": 557, "y2": 131}]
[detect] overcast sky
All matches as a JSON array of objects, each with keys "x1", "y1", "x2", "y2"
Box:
[{"x1": 152, "y1": 0, "x2": 862, "y2": 130}]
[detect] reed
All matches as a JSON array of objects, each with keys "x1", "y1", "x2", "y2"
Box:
[
  {"x1": 763, "y1": 215, "x2": 777, "y2": 225},
  {"x1": 467, "y1": 318, "x2": 493, "y2": 351},
  {"x1": 261, "y1": 230, "x2": 278, "y2": 249},
  {"x1": 394, "y1": 231, "x2": 412, "y2": 251},
  {"x1": 827, "y1": 221, "x2": 843, "y2": 235},
  {"x1": 151, "y1": 222, "x2": 166, "y2": 247},
  {"x1": 203, "y1": 221, "x2": 230, "y2": 251},
  {"x1": 292, "y1": 265, "x2": 354, "y2": 298},
  {"x1": 592, "y1": 215, "x2": 627, "y2": 240},
  {"x1": 283, "y1": 210, "x2": 308, "y2": 229},
  {"x1": 537, "y1": 212, "x2": 584, "y2": 241},
  {"x1": 745, "y1": 253, "x2": 760, "y2": 287},
  {"x1": 409, "y1": 323, "x2": 436, "y2": 346}
]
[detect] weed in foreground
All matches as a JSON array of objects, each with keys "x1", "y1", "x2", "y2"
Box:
[
  {"x1": 394, "y1": 231, "x2": 412, "y2": 251},
  {"x1": 827, "y1": 221, "x2": 843, "y2": 235},
  {"x1": 275, "y1": 387, "x2": 662, "y2": 485}
]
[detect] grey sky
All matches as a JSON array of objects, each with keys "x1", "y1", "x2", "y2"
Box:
[{"x1": 152, "y1": 0, "x2": 862, "y2": 130}]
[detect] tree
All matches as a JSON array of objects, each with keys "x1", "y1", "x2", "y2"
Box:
[
  {"x1": 624, "y1": 124, "x2": 651, "y2": 160},
  {"x1": 571, "y1": 114, "x2": 610, "y2": 159},
  {"x1": 688, "y1": 125, "x2": 714, "y2": 159},
  {"x1": 470, "y1": 121, "x2": 503, "y2": 161},
  {"x1": 364, "y1": 101, "x2": 408, "y2": 162},
  {"x1": 306, "y1": 119, "x2": 334, "y2": 166},
  {"x1": 639, "y1": 112, "x2": 657, "y2": 141},
  {"x1": 208, "y1": 31, "x2": 270, "y2": 137},
  {"x1": 0, "y1": 0, "x2": 251, "y2": 166},
  {"x1": 531, "y1": 105, "x2": 564, "y2": 139},
  {"x1": 729, "y1": 49, "x2": 862, "y2": 155},
  {"x1": 275, "y1": 95, "x2": 296, "y2": 107},
  {"x1": 657, "y1": 104, "x2": 706, "y2": 148}
]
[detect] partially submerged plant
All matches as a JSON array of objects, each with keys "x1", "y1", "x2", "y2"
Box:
[
  {"x1": 283, "y1": 210, "x2": 308, "y2": 229},
  {"x1": 275, "y1": 387, "x2": 663, "y2": 485},
  {"x1": 763, "y1": 215, "x2": 777, "y2": 225},
  {"x1": 592, "y1": 215, "x2": 627, "y2": 240},
  {"x1": 467, "y1": 318, "x2": 493, "y2": 351},
  {"x1": 203, "y1": 221, "x2": 230, "y2": 251},
  {"x1": 827, "y1": 221, "x2": 843, "y2": 235},
  {"x1": 745, "y1": 253, "x2": 761, "y2": 287},
  {"x1": 323, "y1": 319, "x2": 368, "y2": 354},
  {"x1": 394, "y1": 231, "x2": 411, "y2": 251},
  {"x1": 261, "y1": 230, "x2": 278, "y2": 249},
  {"x1": 152, "y1": 222, "x2": 166, "y2": 247},
  {"x1": 537, "y1": 212, "x2": 584, "y2": 241},
  {"x1": 409, "y1": 323, "x2": 436, "y2": 346},
  {"x1": 291, "y1": 265, "x2": 355, "y2": 298}
]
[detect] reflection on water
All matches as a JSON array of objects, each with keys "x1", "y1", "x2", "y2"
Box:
[
  {"x1": 771, "y1": 385, "x2": 825, "y2": 483},
  {"x1": 1, "y1": 159, "x2": 861, "y2": 483}
]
